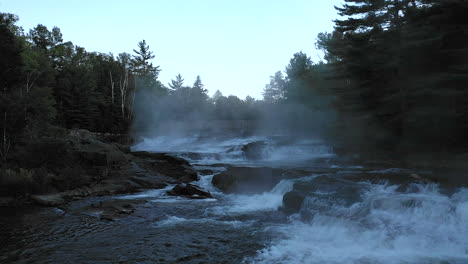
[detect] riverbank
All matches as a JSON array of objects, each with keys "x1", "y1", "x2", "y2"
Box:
[{"x1": 0, "y1": 129, "x2": 202, "y2": 208}]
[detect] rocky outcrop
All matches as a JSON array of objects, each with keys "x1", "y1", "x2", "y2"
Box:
[
  {"x1": 167, "y1": 183, "x2": 213, "y2": 199},
  {"x1": 211, "y1": 166, "x2": 308, "y2": 194},
  {"x1": 131, "y1": 151, "x2": 199, "y2": 183},
  {"x1": 25, "y1": 130, "x2": 200, "y2": 206}
]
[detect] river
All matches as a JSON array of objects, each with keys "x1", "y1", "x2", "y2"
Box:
[{"x1": 1, "y1": 136, "x2": 467, "y2": 264}]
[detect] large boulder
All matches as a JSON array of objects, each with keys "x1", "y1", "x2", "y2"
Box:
[
  {"x1": 131, "y1": 151, "x2": 199, "y2": 183},
  {"x1": 167, "y1": 183, "x2": 212, "y2": 199},
  {"x1": 212, "y1": 166, "x2": 307, "y2": 194}
]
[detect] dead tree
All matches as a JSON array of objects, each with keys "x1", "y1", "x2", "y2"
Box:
[
  {"x1": 109, "y1": 71, "x2": 115, "y2": 104},
  {"x1": 119, "y1": 69, "x2": 129, "y2": 118},
  {"x1": 26, "y1": 71, "x2": 40, "y2": 95}
]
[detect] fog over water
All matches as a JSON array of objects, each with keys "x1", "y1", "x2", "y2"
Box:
[{"x1": 128, "y1": 126, "x2": 468, "y2": 264}]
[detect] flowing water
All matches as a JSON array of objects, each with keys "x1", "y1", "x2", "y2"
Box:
[{"x1": 1, "y1": 136, "x2": 468, "y2": 264}]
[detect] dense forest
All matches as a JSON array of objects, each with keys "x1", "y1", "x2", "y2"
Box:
[
  {"x1": 263, "y1": 0, "x2": 468, "y2": 156},
  {"x1": 1, "y1": 0, "x2": 468, "y2": 193}
]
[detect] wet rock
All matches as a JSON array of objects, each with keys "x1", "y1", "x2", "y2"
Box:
[
  {"x1": 212, "y1": 167, "x2": 308, "y2": 194},
  {"x1": 281, "y1": 175, "x2": 366, "y2": 214},
  {"x1": 282, "y1": 191, "x2": 306, "y2": 214},
  {"x1": 241, "y1": 141, "x2": 268, "y2": 160},
  {"x1": 167, "y1": 183, "x2": 213, "y2": 199},
  {"x1": 31, "y1": 194, "x2": 65, "y2": 206},
  {"x1": 198, "y1": 169, "x2": 215, "y2": 175},
  {"x1": 81, "y1": 199, "x2": 146, "y2": 221}
]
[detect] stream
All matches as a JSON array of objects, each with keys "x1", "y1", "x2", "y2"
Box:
[{"x1": 1, "y1": 136, "x2": 468, "y2": 264}]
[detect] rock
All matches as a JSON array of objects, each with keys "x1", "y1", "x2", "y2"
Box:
[
  {"x1": 7, "y1": 129, "x2": 201, "y2": 207},
  {"x1": 212, "y1": 167, "x2": 308, "y2": 194},
  {"x1": 282, "y1": 191, "x2": 306, "y2": 214},
  {"x1": 81, "y1": 199, "x2": 146, "y2": 221},
  {"x1": 86, "y1": 180, "x2": 141, "y2": 196},
  {"x1": 281, "y1": 175, "x2": 365, "y2": 214},
  {"x1": 241, "y1": 141, "x2": 268, "y2": 160},
  {"x1": 76, "y1": 150, "x2": 109, "y2": 166},
  {"x1": 198, "y1": 169, "x2": 215, "y2": 175},
  {"x1": 167, "y1": 183, "x2": 212, "y2": 199},
  {"x1": 113, "y1": 143, "x2": 131, "y2": 153},
  {"x1": 131, "y1": 151, "x2": 199, "y2": 183},
  {"x1": 31, "y1": 194, "x2": 65, "y2": 206},
  {"x1": 99, "y1": 213, "x2": 115, "y2": 221},
  {"x1": 129, "y1": 176, "x2": 168, "y2": 189}
]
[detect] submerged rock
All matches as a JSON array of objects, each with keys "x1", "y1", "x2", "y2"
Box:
[
  {"x1": 80, "y1": 199, "x2": 146, "y2": 221},
  {"x1": 167, "y1": 183, "x2": 212, "y2": 199}
]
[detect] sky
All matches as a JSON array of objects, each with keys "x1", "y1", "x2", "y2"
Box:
[{"x1": 0, "y1": 0, "x2": 341, "y2": 99}]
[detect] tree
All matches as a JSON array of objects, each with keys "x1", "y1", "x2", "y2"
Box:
[
  {"x1": 190, "y1": 75, "x2": 209, "y2": 106},
  {"x1": 192, "y1": 75, "x2": 207, "y2": 92},
  {"x1": 168, "y1": 74, "x2": 184, "y2": 90},
  {"x1": 212, "y1": 90, "x2": 223, "y2": 102},
  {"x1": 0, "y1": 21, "x2": 23, "y2": 163},
  {"x1": 29, "y1": 24, "x2": 63, "y2": 52},
  {"x1": 0, "y1": 13, "x2": 23, "y2": 36},
  {"x1": 131, "y1": 39, "x2": 160, "y2": 78},
  {"x1": 130, "y1": 40, "x2": 165, "y2": 117},
  {"x1": 262, "y1": 71, "x2": 286, "y2": 103}
]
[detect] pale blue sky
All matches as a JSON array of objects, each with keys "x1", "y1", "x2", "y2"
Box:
[{"x1": 1, "y1": 0, "x2": 341, "y2": 99}]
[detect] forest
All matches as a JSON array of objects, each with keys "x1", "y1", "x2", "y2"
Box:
[{"x1": 1, "y1": 0, "x2": 468, "y2": 194}]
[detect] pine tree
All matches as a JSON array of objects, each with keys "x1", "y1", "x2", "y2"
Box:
[{"x1": 168, "y1": 74, "x2": 184, "y2": 90}]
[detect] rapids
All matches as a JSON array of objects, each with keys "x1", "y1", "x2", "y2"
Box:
[{"x1": 1, "y1": 136, "x2": 467, "y2": 264}]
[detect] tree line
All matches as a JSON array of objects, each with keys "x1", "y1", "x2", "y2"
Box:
[
  {"x1": 263, "y1": 0, "x2": 468, "y2": 155},
  {"x1": 0, "y1": 13, "x2": 266, "y2": 165},
  {"x1": 1, "y1": 0, "x2": 468, "y2": 166}
]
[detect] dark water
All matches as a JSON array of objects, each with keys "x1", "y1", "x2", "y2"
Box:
[{"x1": 1, "y1": 136, "x2": 468, "y2": 264}]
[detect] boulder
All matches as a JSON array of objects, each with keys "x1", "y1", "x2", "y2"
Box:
[
  {"x1": 167, "y1": 183, "x2": 212, "y2": 199},
  {"x1": 282, "y1": 190, "x2": 306, "y2": 214},
  {"x1": 212, "y1": 166, "x2": 307, "y2": 194},
  {"x1": 131, "y1": 151, "x2": 199, "y2": 183}
]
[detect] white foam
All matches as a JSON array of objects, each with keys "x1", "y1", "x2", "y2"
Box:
[
  {"x1": 251, "y1": 184, "x2": 468, "y2": 264},
  {"x1": 132, "y1": 136, "x2": 334, "y2": 167},
  {"x1": 207, "y1": 179, "x2": 294, "y2": 215},
  {"x1": 118, "y1": 185, "x2": 174, "y2": 199},
  {"x1": 154, "y1": 215, "x2": 251, "y2": 228}
]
